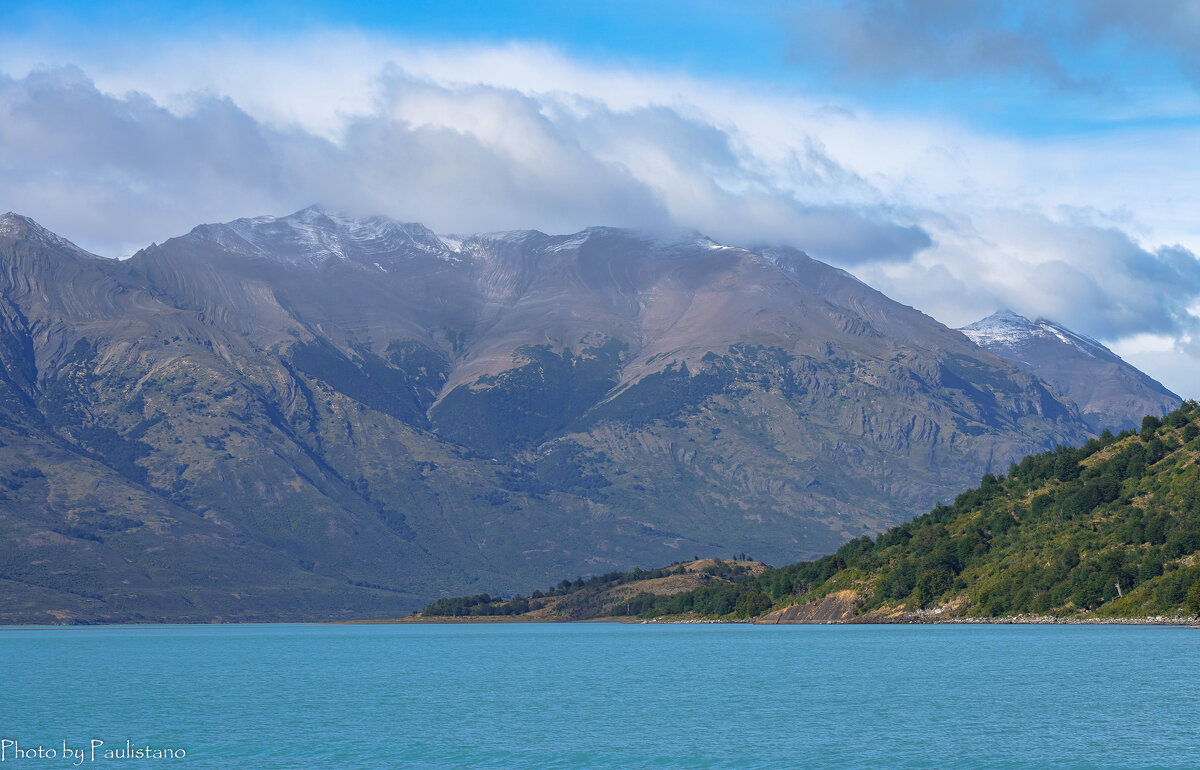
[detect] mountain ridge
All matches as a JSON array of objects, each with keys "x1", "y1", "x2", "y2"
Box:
[{"x1": 0, "y1": 207, "x2": 1159, "y2": 623}]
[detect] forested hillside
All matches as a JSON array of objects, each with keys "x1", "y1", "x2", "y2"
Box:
[
  {"x1": 639, "y1": 401, "x2": 1200, "y2": 620},
  {"x1": 435, "y1": 401, "x2": 1200, "y2": 622}
]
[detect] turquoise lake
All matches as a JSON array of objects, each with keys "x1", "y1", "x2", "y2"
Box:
[{"x1": 1, "y1": 622, "x2": 1197, "y2": 768}]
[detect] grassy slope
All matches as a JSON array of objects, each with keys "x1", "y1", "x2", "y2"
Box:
[{"x1": 414, "y1": 559, "x2": 767, "y2": 620}]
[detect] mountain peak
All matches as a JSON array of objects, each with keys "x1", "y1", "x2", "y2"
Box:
[
  {"x1": 960, "y1": 310, "x2": 1106, "y2": 359},
  {"x1": 961, "y1": 309, "x2": 1033, "y2": 336},
  {"x1": 187, "y1": 206, "x2": 462, "y2": 267},
  {"x1": 984, "y1": 308, "x2": 1030, "y2": 323},
  {"x1": 960, "y1": 310, "x2": 1179, "y2": 432},
  {"x1": 961, "y1": 309, "x2": 1052, "y2": 352},
  {"x1": 1, "y1": 211, "x2": 49, "y2": 240},
  {"x1": 0, "y1": 212, "x2": 100, "y2": 258},
  {"x1": 294, "y1": 203, "x2": 332, "y2": 217}
]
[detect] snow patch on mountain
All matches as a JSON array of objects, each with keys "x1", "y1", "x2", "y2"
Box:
[
  {"x1": 543, "y1": 232, "x2": 592, "y2": 254},
  {"x1": 0, "y1": 212, "x2": 104, "y2": 259},
  {"x1": 757, "y1": 245, "x2": 870, "y2": 289},
  {"x1": 0, "y1": 213, "x2": 24, "y2": 238},
  {"x1": 191, "y1": 206, "x2": 464, "y2": 266},
  {"x1": 960, "y1": 310, "x2": 1110, "y2": 360}
]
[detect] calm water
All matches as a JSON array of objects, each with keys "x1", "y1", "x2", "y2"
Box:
[{"x1": 0, "y1": 622, "x2": 1197, "y2": 768}]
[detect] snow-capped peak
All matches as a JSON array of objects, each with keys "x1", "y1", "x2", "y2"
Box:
[
  {"x1": 189, "y1": 206, "x2": 463, "y2": 267},
  {"x1": 959, "y1": 310, "x2": 1110, "y2": 361},
  {"x1": 959, "y1": 309, "x2": 1038, "y2": 347},
  {"x1": 0, "y1": 212, "x2": 23, "y2": 237},
  {"x1": 0, "y1": 212, "x2": 103, "y2": 259}
]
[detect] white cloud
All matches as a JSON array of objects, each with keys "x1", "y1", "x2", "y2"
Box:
[
  {"x1": 859, "y1": 208, "x2": 1200, "y2": 329},
  {"x1": 0, "y1": 50, "x2": 932, "y2": 259}
]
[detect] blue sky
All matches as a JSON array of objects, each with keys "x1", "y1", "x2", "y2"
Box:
[
  {"x1": 3, "y1": 0, "x2": 1200, "y2": 394},
  {"x1": 15, "y1": 0, "x2": 1200, "y2": 135}
]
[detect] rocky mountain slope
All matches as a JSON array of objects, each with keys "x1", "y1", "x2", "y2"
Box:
[
  {"x1": 960, "y1": 310, "x2": 1179, "y2": 433},
  {"x1": 0, "y1": 207, "x2": 1115, "y2": 622}
]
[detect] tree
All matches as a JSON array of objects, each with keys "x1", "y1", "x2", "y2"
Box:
[
  {"x1": 736, "y1": 590, "x2": 772, "y2": 618},
  {"x1": 1186, "y1": 579, "x2": 1200, "y2": 618},
  {"x1": 915, "y1": 569, "x2": 953, "y2": 607}
]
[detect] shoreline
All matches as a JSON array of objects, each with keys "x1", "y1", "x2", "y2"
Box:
[
  {"x1": 346, "y1": 613, "x2": 1199, "y2": 627},
  {"x1": 869, "y1": 614, "x2": 1199, "y2": 626},
  {"x1": 2, "y1": 612, "x2": 1196, "y2": 628}
]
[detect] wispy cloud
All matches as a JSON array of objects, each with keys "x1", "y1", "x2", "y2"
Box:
[
  {"x1": 785, "y1": 0, "x2": 1200, "y2": 94},
  {"x1": 787, "y1": 1, "x2": 1088, "y2": 89}
]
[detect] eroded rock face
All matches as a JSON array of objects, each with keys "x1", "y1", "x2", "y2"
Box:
[
  {"x1": 0, "y1": 209, "x2": 1098, "y2": 622},
  {"x1": 756, "y1": 590, "x2": 861, "y2": 624}
]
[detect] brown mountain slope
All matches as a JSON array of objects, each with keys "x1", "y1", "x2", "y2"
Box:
[{"x1": 0, "y1": 208, "x2": 1100, "y2": 622}]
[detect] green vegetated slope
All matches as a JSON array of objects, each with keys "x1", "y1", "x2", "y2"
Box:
[
  {"x1": 434, "y1": 401, "x2": 1200, "y2": 622},
  {"x1": 648, "y1": 401, "x2": 1200, "y2": 620}
]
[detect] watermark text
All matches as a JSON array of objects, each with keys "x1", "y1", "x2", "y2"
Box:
[{"x1": 1, "y1": 739, "x2": 186, "y2": 764}]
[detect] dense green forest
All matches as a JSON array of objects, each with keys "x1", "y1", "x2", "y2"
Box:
[{"x1": 422, "y1": 401, "x2": 1200, "y2": 621}]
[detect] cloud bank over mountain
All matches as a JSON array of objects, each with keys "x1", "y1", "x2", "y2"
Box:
[{"x1": 2, "y1": 17, "x2": 1199, "y2": 395}]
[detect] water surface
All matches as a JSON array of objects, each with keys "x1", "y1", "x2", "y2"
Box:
[{"x1": 1, "y1": 623, "x2": 1196, "y2": 768}]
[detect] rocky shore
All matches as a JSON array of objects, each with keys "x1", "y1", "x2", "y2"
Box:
[
  {"x1": 896, "y1": 611, "x2": 1197, "y2": 626},
  {"x1": 651, "y1": 613, "x2": 1200, "y2": 626},
  {"x1": 746, "y1": 590, "x2": 1199, "y2": 626}
]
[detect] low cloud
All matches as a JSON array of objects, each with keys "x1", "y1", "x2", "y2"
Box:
[
  {"x1": 0, "y1": 65, "x2": 927, "y2": 267},
  {"x1": 854, "y1": 211, "x2": 1200, "y2": 367}
]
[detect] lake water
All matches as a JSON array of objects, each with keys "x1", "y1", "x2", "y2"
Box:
[{"x1": 1, "y1": 622, "x2": 1197, "y2": 768}]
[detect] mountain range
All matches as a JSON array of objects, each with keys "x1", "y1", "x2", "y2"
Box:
[{"x1": 0, "y1": 207, "x2": 1177, "y2": 622}]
